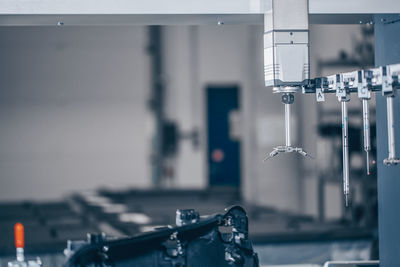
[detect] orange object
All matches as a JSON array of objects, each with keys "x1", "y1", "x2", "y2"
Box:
[{"x1": 14, "y1": 223, "x2": 24, "y2": 248}]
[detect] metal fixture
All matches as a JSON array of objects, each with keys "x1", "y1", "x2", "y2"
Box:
[
  {"x1": 327, "y1": 73, "x2": 351, "y2": 206},
  {"x1": 8, "y1": 223, "x2": 42, "y2": 267},
  {"x1": 264, "y1": 92, "x2": 313, "y2": 160},
  {"x1": 339, "y1": 77, "x2": 350, "y2": 206},
  {"x1": 357, "y1": 70, "x2": 372, "y2": 174},
  {"x1": 263, "y1": 0, "x2": 312, "y2": 161},
  {"x1": 176, "y1": 209, "x2": 200, "y2": 226},
  {"x1": 302, "y1": 63, "x2": 400, "y2": 206},
  {"x1": 382, "y1": 65, "x2": 400, "y2": 165}
]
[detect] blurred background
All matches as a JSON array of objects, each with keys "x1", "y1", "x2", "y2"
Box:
[{"x1": 0, "y1": 24, "x2": 377, "y2": 266}]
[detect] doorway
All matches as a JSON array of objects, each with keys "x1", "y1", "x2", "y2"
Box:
[{"x1": 206, "y1": 85, "x2": 241, "y2": 187}]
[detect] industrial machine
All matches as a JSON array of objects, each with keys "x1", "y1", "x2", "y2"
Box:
[
  {"x1": 7, "y1": 223, "x2": 42, "y2": 267},
  {"x1": 63, "y1": 206, "x2": 258, "y2": 267},
  {"x1": 1, "y1": 0, "x2": 400, "y2": 266},
  {"x1": 267, "y1": 58, "x2": 400, "y2": 205},
  {"x1": 263, "y1": 0, "x2": 313, "y2": 161},
  {"x1": 260, "y1": 0, "x2": 399, "y2": 208},
  {"x1": 300, "y1": 65, "x2": 400, "y2": 206}
]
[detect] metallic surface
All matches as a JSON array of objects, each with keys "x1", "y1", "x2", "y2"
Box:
[
  {"x1": 0, "y1": 14, "x2": 381, "y2": 26},
  {"x1": 264, "y1": 0, "x2": 309, "y2": 88},
  {"x1": 0, "y1": 0, "x2": 399, "y2": 15},
  {"x1": 264, "y1": 0, "x2": 308, "y2": 31},
  {"x1": 264, "y1": 93, "x2": 312, "y2": 161},
  {"x1": 0, "y1": 0, "x2": 265, "y2": 14},
  {"x1": 374, "y1": 14, "x2": 400, "y2": 267},
  {"x1": 362, "y1": 99, "x2": 371, "y2": 174},
  {"x1": 0, "y1": 14, "x2": 264, "y2": 26},
  {"x1": 334, "y1": 73, "x2": 351, "y2": 206},
  {"x1": 64, "y1": 206, "x2": 258, "y2": 267},
  {"x1": 16, "y1": 248, "x2": 24, "y2": 262},
  {"x1": 8, "y1": 247, "x2": 42, "y2": 267},
  {"x1": 309, "y1": 0, "x2": 400, "y2": 14},
  {"x1": 383, "y1": 96, "x2": 400, "y2": 165},
  {"x1": 272, "y1": 86, "x2": 300, "y2": 94},
  {"x1": 381, "y1": 63, "x2": 400, "y2": 165},
  {"x1": 386, "y1": 97, "x2": 395, "y2": 159},
  {"x1": 341, "y1": 101, "x2": 350, "y2": 206},
  {"x1": 357, "y1": 70, "x2": 372, "y2": 174},
  {"x1": 0, "y1": 0, "x2": 398, "y2": 25},
  {"x1": 285, "y1": 104, "x2": 291, "y2": 147},
  {"x1": 382, "y1": 68, "x2": 400, "y2": 165}
]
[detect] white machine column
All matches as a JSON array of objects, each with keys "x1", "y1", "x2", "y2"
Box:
[
  {"x1": 264, "y1": 0, "x2": 309, "y2": 88},
  {"x1": 263, "y1": 0, "x2": 312, "y2": 160}
]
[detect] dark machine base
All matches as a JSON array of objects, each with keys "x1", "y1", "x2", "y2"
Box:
[{"x1": 64, "y1": 206, "x2": 259, "y2": 267}]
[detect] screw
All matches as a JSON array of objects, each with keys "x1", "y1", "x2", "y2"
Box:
[{"x1": 57, "y1": 21, "x2": 64, "y2": 26}]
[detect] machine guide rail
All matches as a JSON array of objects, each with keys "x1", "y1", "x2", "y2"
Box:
[{"x1": 301, "y1": 63, "x2": 400, "y2": 205}]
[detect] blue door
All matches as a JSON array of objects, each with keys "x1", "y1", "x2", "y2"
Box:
[{"x1": 207, "y1": 86, "x2": 240, "y2": 187}]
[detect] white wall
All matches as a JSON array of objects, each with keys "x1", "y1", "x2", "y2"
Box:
[
  {"x1": 163, "y1": 26, "x2": 205, "y2": 188},
  {"x1": 0, "y1": 25, "x2": 367, "y2": 218},
  {"x1": 164, "y1": 25, "x2": 304, "y2": 213},
  {"x1": 0, "y1": 27, "x2": 152, "y2": 201}
]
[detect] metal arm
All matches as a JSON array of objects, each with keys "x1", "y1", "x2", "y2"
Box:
[
  {"x1": 334, "y1": 73, "x2": 351, "y2": 206},
  {"x1": 264, "y1": 93, "x2": 313, "y2": 161},
  {"x1": 357, "y1": 70, "x2": 371, "y2": 175},
  {"x1": 285, "y1": 103, "x2": 291, "y2": 147},
  {"x1": 362, "y1": 99, "x2": 371, "y2": 174},
  {"x1": 382, "y1": 66, "x2": 400, "y2": 165},
  {"x1": 341, "y1": 101, "x2": 350, "y2": 206}
]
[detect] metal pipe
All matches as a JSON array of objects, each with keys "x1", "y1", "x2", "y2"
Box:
[
  {"x1": 341, "y1": 101, "x2": 350, "y2": 206},
  {"x1": 16, "y1": 248, "x2": 24, "y2": 262},
  {"x1": 362, "y1": 99, "x2": 371, "y2": 175},
  {"x1": 285, "y1": 103, "x2": 291, "y2": 147},
  {"x1": 387, "y1": 96, "x2": 396, "y2": 159}
]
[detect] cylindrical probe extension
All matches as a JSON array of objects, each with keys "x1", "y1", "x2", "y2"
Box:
[
  {"x1": 387, "y1": 96, "x2": 395, "y2": 159},
  {"x1": 341, "y1": 101, "x2": 350, "y2": 206},
  {"x1": 362, "y1": 99, "x2": 371, "y2": 174},
  {"x1": 282, "y1": 93, "x2": 294, "y2": 147},
  {"x1": 285, "y1": 103, "x2": 291, "y2": 147},
  {"x1": 263, "y1": 92, "x2": 312, "y2": 161},
  {"x1": 383, "y1": 96, "x2": 400, "y2": 165}
]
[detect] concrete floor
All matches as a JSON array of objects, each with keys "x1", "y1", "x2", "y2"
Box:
[{"x1": 0, "y1": 188, "x2": 376, "y2": 266}]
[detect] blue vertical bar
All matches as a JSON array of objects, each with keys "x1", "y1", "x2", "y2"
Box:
[{"x1": 374, "y1": 14, "x2": 400, "y2": 267}]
